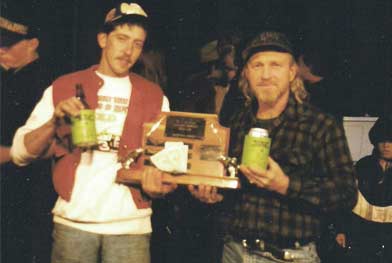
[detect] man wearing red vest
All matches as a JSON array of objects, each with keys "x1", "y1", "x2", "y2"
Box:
[{"x1": 10, "y1": 2, "x2": 176, "y2": 263}]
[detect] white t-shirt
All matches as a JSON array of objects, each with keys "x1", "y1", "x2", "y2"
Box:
[{"x1": 11, "y1": 71, "x2": 170, "y2": 234}]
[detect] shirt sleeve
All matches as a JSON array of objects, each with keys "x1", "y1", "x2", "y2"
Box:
[
  {"x1": 286, "y1": 119, "x2": 358, "y2": 213},
  {"x1": 10, "y1": 86, "x2": 55, "y2": 166},
  {"x1": 11, "y1": 92, "x2": 170, "y2": 166},
  {"x1": 161, "y1": 95, "x2": 170, "y2": 112}
]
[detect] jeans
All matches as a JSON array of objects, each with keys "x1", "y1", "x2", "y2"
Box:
[
  {"x1": 51, "y1": 223, "x2": 150, "y2": 263},
  {"x1": 222, "y1": 236, "x2": 320, "y2": 263}
]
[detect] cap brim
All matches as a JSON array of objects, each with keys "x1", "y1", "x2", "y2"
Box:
[
  {"x1": 244, "y1": 45, "x2": 293, "y2": 63},
  {"x1": 105, "y1": 13, "x2": 148, "y2": 25}
]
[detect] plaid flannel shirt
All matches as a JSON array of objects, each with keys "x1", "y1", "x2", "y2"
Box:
[{"x1": 220, "y1": 93, "x2": 357, "y2": 246}]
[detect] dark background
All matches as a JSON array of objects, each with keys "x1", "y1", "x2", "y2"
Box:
[{"x1": 9, "y1": 0, "x2": 392, "y2": 116}]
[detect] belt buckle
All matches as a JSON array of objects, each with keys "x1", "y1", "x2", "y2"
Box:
[
  {"x1": 241, "y1": 239, "x2": 265, "y2": 250},
  {"x1": 241, "y1": 238, "x2": 294, "y2": 262}
]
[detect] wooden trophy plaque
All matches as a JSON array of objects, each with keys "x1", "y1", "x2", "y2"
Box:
[{"x1": 116, "y1": 111, "x2": 240, "y2": 188}]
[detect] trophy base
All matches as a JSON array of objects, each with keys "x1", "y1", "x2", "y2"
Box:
[{"x1": 116, "y1": 168, "x2": 240, "y2": 189}]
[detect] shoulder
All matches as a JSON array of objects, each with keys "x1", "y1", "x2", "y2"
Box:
[
  {"x1": 52, "y1": 66, "x2": 94, "y2": 87},
  {"x1": 294, "y1": 101, "x2": 344, "y2": 142},
  {"x1": 356, "y1": 155, "x2": 375, "y2": 169},
  {"x1": 299, "y1": 100, "x2": 338, "y2": 127}
]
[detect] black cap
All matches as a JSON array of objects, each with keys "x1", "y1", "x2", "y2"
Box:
[
  {"x1": 242, "y1": 31, "x2": 294, "y2": 64},
  {"x1": 0, "y1": 16, "x2": 29, "y2": 47},
  {"x1": 369, "y1": 117, "x2": 392, "y2": 145}
]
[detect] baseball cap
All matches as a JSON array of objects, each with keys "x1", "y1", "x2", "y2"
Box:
[
  {"x1": 104, "y1": 2, "x2": 148, "y2": 25},
  {"x1": 242, "y1": 31, "x2": 294, "y2": 64},
  {"x1": 199, "y1": 40, "x2": 219, "y2": 63},
  {"x1": 369, "y1": 117, "x2": 392, "y2": 145},
  {"x1": 0, "y1": 16, "x2": 29, "y2": 47}
]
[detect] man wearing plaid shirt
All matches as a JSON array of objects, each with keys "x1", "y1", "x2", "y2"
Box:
[{"x1": 189, "y1": 31, "x2": 357, "y2": 263}]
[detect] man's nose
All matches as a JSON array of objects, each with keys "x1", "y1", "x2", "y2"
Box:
[
  {"x1": 124, "y1": 43, "x2": 134, "y2": 55},
  {"x1": 261, "y1": 66, "x2": 271, "y2": 79}
]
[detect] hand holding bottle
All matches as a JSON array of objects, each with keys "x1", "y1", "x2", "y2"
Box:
[
  {"x1": 53, "y1": 96, "x2": 86, "y2": 119},
  {"x1": 69, "y1": 84, "x2": 97, "y2": 148},
  {"x1": 52, "y1": 84, "x2": 98, "y2": 148}
]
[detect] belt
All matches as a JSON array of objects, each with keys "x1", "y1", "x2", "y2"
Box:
[
  {"x1": 241, "y1": 238, "x2": 296, "y2": 261},
  {"x1": 230, "y1": 236, "x2": 315, "y2": 262},
  {"x1": 231, "y1": 233, "x2": 312, "y2": 249}
]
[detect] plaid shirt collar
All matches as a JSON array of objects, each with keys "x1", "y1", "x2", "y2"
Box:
[{"x1": 248, "y1": 92, "x2": 300, "y2": 128}]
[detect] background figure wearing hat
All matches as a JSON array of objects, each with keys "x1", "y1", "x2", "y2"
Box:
[
  {"x1": 10, "y1": 3, "x2": 177, "y2": 263},
  {"x1": 0, "y1": 11, "x2": 55, "y2": 163},
  {"x1": 333, "y1": 116, "x2": 392, "y2": 263},
  {"x1": 189, "y1": 31, "x2": 357, "y2": 263},
  {"x1": 0, "y1": 5, "x2": 57, "y2": 263},
  {"x1": 147, "y1": 29, "x2": 243, "y2": 263},
  {"x1": 182, "y1": 29, "x2": 242, "y2": 115}
]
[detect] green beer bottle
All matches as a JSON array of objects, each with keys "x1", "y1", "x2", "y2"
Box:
[{"x1": 71, "y1": 84, "x2": 97, "y2": 148}]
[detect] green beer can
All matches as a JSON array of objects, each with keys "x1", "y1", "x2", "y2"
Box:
[
  {"x1": 241, "y1": 128, "x2": 271, "y2": 171},
  {"x1": 71, "y1": 109, "x2": 97, "y2": 148}
]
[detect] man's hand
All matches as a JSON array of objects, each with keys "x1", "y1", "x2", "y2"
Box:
[
  {"x1": 54, "y1": 97, "x2": 85, "y2": 119},
  {"x1": 141, "y1": 166, "x2": 177, "y2": 198},
  {"x1": 0, "y1": 145, "x2": 11, "y2": 164},
  {"x1": 240, "y1": 157, "x2": 289, "y2": 195},
  {"x1": 335, "y1": 233, "x2": 346, "y2": 248},
  {"x1": 188, "y1": 184, "x2": 223, "y2": 204},
  {"x1": 22, "y1": 97, "x2": 85, "y2": 158}
]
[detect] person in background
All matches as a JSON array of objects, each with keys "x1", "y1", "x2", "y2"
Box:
[
  {"x1": 133, "y1": 48, "x2": 168, "y2": 92},
  {"x1": 0, "y1": 3, "x2": 57, "y2": 262},
  {"x1": 189, "y1": 31, "x2": 357, "y2": 263},
  {"x1": 334, "y1": 116, "x2": 392, "y2": 263},
  {"x1": 150, "y1": 30, "x2": 244, "y2": 263},
  {"x1": 183, "y1": 29, "x2": 242, "y2": 115},
  {"x1": 297, "y1": 48, "x2": 349, "y2": 262},
  {"x1": 297, "y1": 48, "x2": 344, "y2": 122},
  {"x1": 0, "y1": 6, "x2": 53, "y2": 163},
  {"x1": 10, "y1": 3, "x2": 176, "y2": 263}
]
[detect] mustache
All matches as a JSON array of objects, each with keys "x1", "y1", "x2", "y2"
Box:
[
  {"x1": 118, "y1": 56, "x2": 133, "y2": 64},
  {"x1": 256, "y1": 81, "x2": 276, "y2": 86}
]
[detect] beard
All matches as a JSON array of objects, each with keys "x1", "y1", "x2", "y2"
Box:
[{"x1": 253, "y1": 84, "x2": 287, "y2": 106}]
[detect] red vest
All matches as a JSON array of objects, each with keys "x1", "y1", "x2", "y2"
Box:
[{"x1": 51, "y1": 65, "x2": 163, "y2": 209}]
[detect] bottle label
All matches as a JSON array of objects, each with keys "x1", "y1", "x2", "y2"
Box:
[
  {"x1": 241, "y1": 135, "x2": 271, "y2": 171},
  {"x1": 71, "y1": 109, "x2": 97, "y2": 148}
]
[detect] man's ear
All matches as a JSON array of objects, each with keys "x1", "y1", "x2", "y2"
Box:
[
  {"x1": 243, "y1": 66, "x2": 250, "y2": 81},
  {"x1": 97, "y1": 33, "x2": 107, "y2": 49},
  {"x1": 289, "y1": 62, "x2": 298, "y2": 82}
]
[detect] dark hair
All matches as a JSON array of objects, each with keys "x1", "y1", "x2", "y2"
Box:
[
  {"x1": 99, "y1": 15, "x2": 149, "y2": 35},
  {"x1": 133, "y1": 49, "x2": 168, "y2": 91}
]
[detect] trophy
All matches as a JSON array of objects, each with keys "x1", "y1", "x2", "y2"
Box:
[{"x1": 116, "y1": 111, "x2": 240, "y2": 188}]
